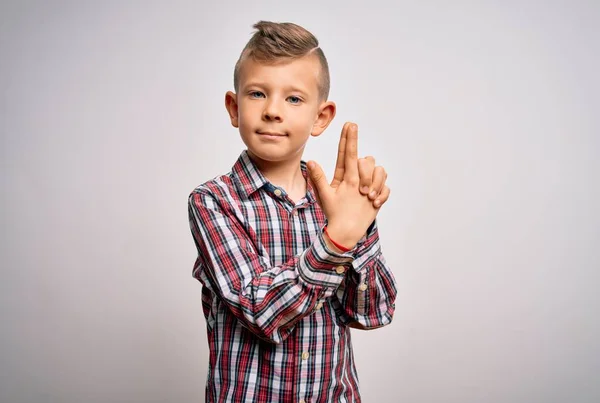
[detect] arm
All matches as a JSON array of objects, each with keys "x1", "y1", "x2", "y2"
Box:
[
  {"x1": 306, "y1": 122, "x2": 395, "y2": 329},
  {"x1": 188, "y1": 190, "x2": 354, "y2": 344},
  {"x1": 334, "y1": 220, "x2": 397, "y2": 330}
]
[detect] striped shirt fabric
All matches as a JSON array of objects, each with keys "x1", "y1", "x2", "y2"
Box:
[{"x1": 187, "y1": 150, "x2": 397, "y2": 403}]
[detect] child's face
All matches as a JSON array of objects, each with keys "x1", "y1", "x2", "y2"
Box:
[{"x1": 225, "y1": 55, "x2": 335, "y2": 165}]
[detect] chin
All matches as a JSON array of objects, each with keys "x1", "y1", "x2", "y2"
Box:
[{"x1": 247, "y1": 147, "x2": 291, "y2": 163}]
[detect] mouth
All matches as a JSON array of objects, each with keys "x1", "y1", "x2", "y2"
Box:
[{"x1": 257, "y1": 131, "x2": 287, "y2": 137}]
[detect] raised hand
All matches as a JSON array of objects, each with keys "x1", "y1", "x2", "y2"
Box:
[
  {"x1": 331, "y1": 122, "x2": 390, "y2": 208},
  {"x1": 307, "y1": 123, "x2": 381, "y2": 250}
]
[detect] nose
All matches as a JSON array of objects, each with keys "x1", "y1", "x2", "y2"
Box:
[{"x1": 262, "y1": 99, "x2": 282, "y2": 122}]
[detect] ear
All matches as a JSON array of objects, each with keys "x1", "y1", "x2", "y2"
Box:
[
  {"x1": 225, "y1": 91, "x2": 239, "y2": 128},
  {"x1": 311, "y1": 101, "x2": 336, "y2": 137}
]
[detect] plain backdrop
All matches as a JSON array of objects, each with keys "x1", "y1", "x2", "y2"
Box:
[{"x1": 1, "y1": 1, "x2": 599, "y2": 402}]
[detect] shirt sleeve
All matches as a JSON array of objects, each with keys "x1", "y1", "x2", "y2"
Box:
[
  {"x1": 188, "y1": 189, "x2": 355, "y2": 344},
  {"x1": 333, "y1": 220, "x2": 397, "y2": 329}
]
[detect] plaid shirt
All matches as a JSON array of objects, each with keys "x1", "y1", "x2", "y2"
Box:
[{"x1": 188, "y1": 150, "x2": 397, "y2": 403}]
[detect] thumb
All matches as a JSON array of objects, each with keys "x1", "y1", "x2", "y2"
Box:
[{"x1": 307, "y1": 161, "x2": 330, "y2": 196}]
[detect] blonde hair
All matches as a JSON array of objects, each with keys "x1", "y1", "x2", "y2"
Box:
[{"x1": 233, "y1": 21, "x2": 330, "y2": 100}]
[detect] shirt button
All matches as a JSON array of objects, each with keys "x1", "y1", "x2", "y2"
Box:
[
  {"x1": 315, "y1": 301, "x2": 323, "y2": 310},
  {"x1": 335, "y1": 265, "x2": 345, "y2": 275},
  {"x1": 301, "y1": 351, "x2": 310, "y2": 360},
  {"x1": 358, "y1": 283, "x2": 368, "y2": 291},
  {"x1": 293, "y1": 209, "x2": 298, "y2": 216},
  {"x1": 274, "y1": 188, "x2": 282, "y2": 197}
]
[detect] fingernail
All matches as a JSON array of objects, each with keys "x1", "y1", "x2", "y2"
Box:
[
  {"x1": 370, "y1": 191, "x2": 376, "y2": 198},
  {"x1": 374, "y1": 200, "x2": 381, "y2": 207},
  {"x1": 361, "y1": 186, "x2": 369, "y2": 193}
]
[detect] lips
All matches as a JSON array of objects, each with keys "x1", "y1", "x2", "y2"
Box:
[{"x1": 258, "y1": 131, "x2": 287, "y2": 137}]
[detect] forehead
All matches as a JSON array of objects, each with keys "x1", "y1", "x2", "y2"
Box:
[{"x1": 238, "y1": 55, "x2": 321, "y2": 93}]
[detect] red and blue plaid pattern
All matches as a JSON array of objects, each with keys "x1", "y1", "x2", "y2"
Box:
[{"x1": 188, "y1": 150, "x2": 397, "y2": 402}]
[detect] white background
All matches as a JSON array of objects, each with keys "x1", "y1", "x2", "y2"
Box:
[{"x1": 1, "y1": 1, "x2": 598, "y2": 402}]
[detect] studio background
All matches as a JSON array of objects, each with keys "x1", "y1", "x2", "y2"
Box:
[{"x1": 1, "y1": 1, "x2": 598, "y2": 402}]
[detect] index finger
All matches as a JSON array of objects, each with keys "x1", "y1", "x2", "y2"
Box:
[
  {"x1": 332, "y1": 122, "x2": 352, "y2": 187},
  {"x1": 344, "y1": 123, "x2": 359, "y2": 180}
]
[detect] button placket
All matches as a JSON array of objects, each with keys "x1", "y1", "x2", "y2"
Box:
[{"x1": 298, "y1": 347, "x2": 310, "y2": 403}]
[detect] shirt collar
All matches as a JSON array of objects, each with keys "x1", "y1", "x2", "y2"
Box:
[{"x1": 232, "y1": 150, "x2": 316, "y2": 203}]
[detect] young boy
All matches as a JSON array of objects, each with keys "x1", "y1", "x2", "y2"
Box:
[{"x1": 188, "y1": 21, "x2": 397, "y2": 403}]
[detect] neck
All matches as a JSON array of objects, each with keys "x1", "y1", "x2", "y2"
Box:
[{"x1": 247, "y1": 150, "x2": 306, "y2": 195}]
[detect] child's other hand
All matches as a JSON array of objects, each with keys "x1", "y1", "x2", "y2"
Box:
[{"x1": 358, "y1": 156, "x2": 390, "y2": 209}]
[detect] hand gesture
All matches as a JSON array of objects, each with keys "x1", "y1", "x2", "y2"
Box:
[
  {"x1": 307, "y1": 123, "x2": 386, "y2": 249},
  {"x1": 331, "y1": 122, "x2": 391, "y2": 209}
]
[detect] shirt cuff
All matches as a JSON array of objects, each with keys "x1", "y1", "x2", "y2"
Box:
[
  {"x1": 351, "y1": 220, "x2": 381, "y2": 272},
  {"x1": 298, "y1": 228, "x2": 354, "y2": 288}
]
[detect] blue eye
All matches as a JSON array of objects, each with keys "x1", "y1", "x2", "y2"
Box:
[
  {"x1": 287, "y1": 96, "x2": 301, "y2": 104},
  {"x1": 250, "y1": 91, "x2": 265, "y2": 98}
]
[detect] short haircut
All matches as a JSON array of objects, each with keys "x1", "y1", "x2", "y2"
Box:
[{"x1": 233, "y1": 21, "x2": 330, "y2": 101}]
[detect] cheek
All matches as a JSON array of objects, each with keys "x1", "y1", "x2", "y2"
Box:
[
  {"x1": 237, "y1": 104, "x2": 256, "y2": 126},
  {"x1": 239, "y1": 119, "x2": 254, "y2": 135},
  {"x1": 297, "y1": 108, "x2": 318, "y2": 130}
]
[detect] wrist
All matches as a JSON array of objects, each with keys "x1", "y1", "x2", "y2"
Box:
[
  {"x1": 324, "y1": 225, "x2": 357, "y2": 252},
  {"x1": 323, "y1": 231, "x2": 346, "y2": 253}
]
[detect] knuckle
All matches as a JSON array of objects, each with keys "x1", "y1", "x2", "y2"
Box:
[{"x1": 347, "y1": 177, "x2": 359, "y2": 187}]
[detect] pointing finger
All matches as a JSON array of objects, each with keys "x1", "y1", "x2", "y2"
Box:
[
  {"x1": 344, "y1": 123, "x2": 359, "y2": 182},
  {"x1": 332, "y1": 122, "x2": 351, "y2": 188}
]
